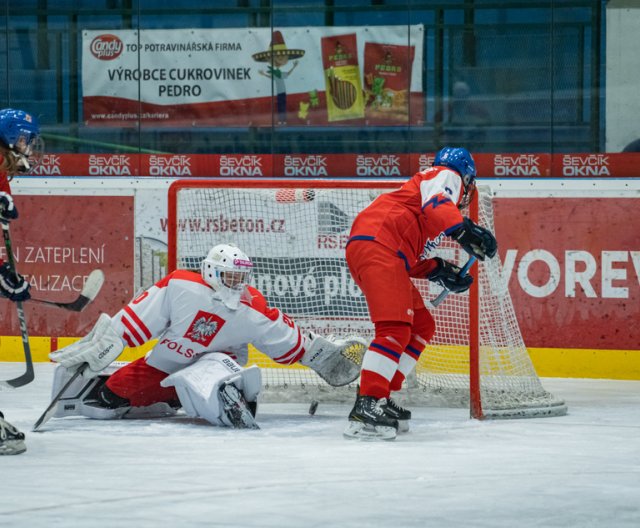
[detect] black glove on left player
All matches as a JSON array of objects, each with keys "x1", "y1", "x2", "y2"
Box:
[
  {"x1": 0, "y1": 262, "x2": 31, "y2": 302},
  {"x1": 0, "y1": 192, "x2": 18, "y2": 222}
]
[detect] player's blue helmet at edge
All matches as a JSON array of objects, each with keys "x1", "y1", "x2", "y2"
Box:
[
  {"x1": 0, "y1": 108, "x2": 43, "y2": 175},
  {"x1": 433, "y1": 146, "x2": 476, "y2": 209}
]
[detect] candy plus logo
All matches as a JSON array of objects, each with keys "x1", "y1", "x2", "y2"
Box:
[
  {"x1": 233, "y1": 258, "x2": 252, "y2": 267},
  {"x1": 90, "y1": 34, "x2": 123, "y2": 60}
]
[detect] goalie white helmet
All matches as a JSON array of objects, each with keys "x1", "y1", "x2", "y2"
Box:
[{"x1": 201, "y1": 244, "x2": 253, "y2": 309}]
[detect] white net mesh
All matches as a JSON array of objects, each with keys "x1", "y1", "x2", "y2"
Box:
[
  {"x1": 170, "y1": 181, "x2": 566, "y2": 417},
  {"x1": 417, "y1": 191, "x2": 566, "y2": 417}
]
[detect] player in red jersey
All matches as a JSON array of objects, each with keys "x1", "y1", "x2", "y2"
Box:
[
  {"x1": 344, "y1": 147, "x2": 498, "y2": 440},
  {"x1": 48, "y1": 243, "x2": 365, "y2": 429},
  {"x1": 0, "y1": 108, "x2": 41, "y2": 303},
  {"x1": 0, "y1": 108, "x2": 42, "y2": 455}
]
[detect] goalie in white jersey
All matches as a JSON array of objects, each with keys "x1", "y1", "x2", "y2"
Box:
[{"x1": 49, "y1": 243, "x2": 365, "y2": 429}]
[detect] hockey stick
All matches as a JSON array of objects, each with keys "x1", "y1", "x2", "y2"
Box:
[
  {"x1": 429, "y1": 256, "x2": 477, "y2": 308},
  {"x1": 32, "y1": 364, "x2": 88, "y2": 432},
  {"x1": 29, "y1": 269, "x2": 105, "y2": 312},
  {"x1": 0, "y1": 222, "x2": 34, "y2": 390}
]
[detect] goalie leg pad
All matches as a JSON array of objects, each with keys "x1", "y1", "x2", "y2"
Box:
[
  {"x1": 51, "y1": 364, "x2": 118, "y2": 418},
  {"x1": 80, "y1": 401, "x2": 179, "y2": 420},
  {"x1": 160, "y1": 353, "x2": 261, "y2": 427},
  {"x1": 51, "y1": 364, "x2": 177, "y2": 420},
  {"x1": 300, "y1": 333, "x2": 367, "y2": 387}
]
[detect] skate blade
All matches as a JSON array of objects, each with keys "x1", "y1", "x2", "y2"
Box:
[{"x1": 343, "y1": 421, "x2": 397, "y2": 441}]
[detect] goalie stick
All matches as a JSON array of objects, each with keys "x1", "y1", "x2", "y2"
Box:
[
  {"x1": 429, "y1": 256, "x2": 476, "y2": 308},
  {"x1": 29, "y1": 269, "x2": 105, "y2": 312},
  {"x1": 0, "y1": 223, "x2": 34, "y2": 390},
  {"x1": 32, "y1": 364, "x2": 88, "y2": 432}
]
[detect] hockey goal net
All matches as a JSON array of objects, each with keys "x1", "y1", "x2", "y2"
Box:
[{"x1": 167, "y1": 179, "x2": 566, "y2": 419}]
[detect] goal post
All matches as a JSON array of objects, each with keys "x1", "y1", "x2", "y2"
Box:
[{"x1": 167, "y1": 178, "x2": 567, "y2": 419}]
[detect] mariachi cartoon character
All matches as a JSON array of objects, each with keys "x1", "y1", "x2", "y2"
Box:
[{"x1": 253, "y1": 31, "x2": 305, "y2": 124}]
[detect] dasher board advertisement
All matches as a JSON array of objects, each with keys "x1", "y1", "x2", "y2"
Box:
[
  {"x1": 0, "y1": 195, "x2": 134, "y2": 337},
  {"x1": 82, "y1": 26, "x2": 424, "y2": 127}
]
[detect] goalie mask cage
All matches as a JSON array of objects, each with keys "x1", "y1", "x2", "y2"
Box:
[{"x1": 168, "y1": 179, "x2": 567, "y2": 419}]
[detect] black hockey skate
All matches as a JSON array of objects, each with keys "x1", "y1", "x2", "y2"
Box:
[
  {"x1": 381, "y1": 398, "x2": 411, "y2": 433},
  {"x1": 0, "y1": 411, "x2": 26, "y2": 455},
  {"x1": 344, "y1": 395, "x2": 398, "y2": 441},
  {"x1": 218, "y1": 382, "x2": 260, "y2": 429}
]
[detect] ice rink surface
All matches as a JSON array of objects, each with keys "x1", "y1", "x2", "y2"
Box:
[{"x1": 1, "y1": 363, "x2": 639, "y2": 528}]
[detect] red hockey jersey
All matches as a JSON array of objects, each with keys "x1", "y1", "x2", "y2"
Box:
[{"x1": 348, "y1": 167, "x2": 465, "y2": 270}]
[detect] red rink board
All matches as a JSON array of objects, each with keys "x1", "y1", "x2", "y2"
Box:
[
  {"x1": 494, "y1": 197, "x2": 640, "y2": 350},
  {"x1": 28, "y1": 152, "x2": 640, "y2": 178},
  {"x1": 0, "y1": 195, "x2": 134, "y2": 337}
]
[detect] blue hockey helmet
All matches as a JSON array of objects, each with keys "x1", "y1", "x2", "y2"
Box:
[
  {"x1": 0, "y1": 108, "x2": 43, "y2": 174},
  {"x1": 433, "y1": 146, "x2": 476, "y2": 208}
]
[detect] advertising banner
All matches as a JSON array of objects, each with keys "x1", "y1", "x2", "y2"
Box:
[
  {"x1": 0, "y1": 195, "x2": 134, "y2": 337},
  {"x1": 82, "y1": 26, "x2": 424, "y2": 127},
  {"x1": 494, "y1": 198, "x2": 640, "y2": 350},
  {"x1": 28, "y1": 153, "x2": 640, "y2": 178}
]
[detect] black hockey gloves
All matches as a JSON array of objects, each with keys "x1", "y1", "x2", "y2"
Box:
[
  {"x1": 427, "y1": 257, "x2": 473, "y2": 294},
  {"x1": 451, "y1": 217, "x2": 497, "y2": 261},
  {"x1": 0, "y1": 262, "x2": 31, "y2": 302},
  {"x1": 0, "y1": 192, "x2": 18, "y2": 222}
]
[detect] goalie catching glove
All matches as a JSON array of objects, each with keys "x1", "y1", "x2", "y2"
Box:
[
  {"x1": 49, "y1": 313, "x2": 124, "y2": 378},
  {"x1": 450, "y1": 217, "x2": 497, "y2": 261},
  {"x1": 300, "y1": 333, "x2": 367, "y2": 387},
  {"x1": 427, "y1": 257, "x2": 473, "y2": 294}
]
